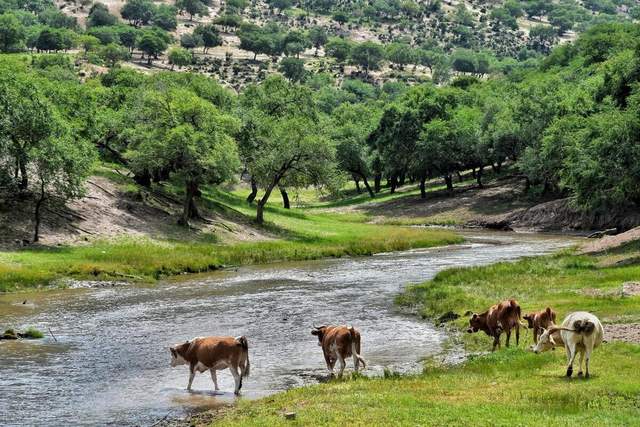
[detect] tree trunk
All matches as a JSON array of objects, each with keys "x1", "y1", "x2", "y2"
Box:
[
  {"x1": 362, "y1": 176, "x2": 375, "y2": 198},
  {"x1": 246, "y1": 177, "x2": 258, "y2": 203},
  {"x1": 456, "y1": 170, "x2": 463, "y2": 183},
  {"x1": 444, "y1": 175, "x2": 453, "y2": 193},
  {"x1": 390, "y1": 175, "x2": 398, "y2": 194},
  {"x1": 374, "y1": 174, "x2": 381, "y2": 193},
  {"x1": 419, "y1": 174, "x2": 427, "y2": 199},
  {"x1": 256, "y1": 182, "x2": 276, "y2": 224},
  {"x1": 279, "y1": 186, "x2": 290, "y2": 209},
  {"x1": 133, "y1": 171, "x2": 151, "y2": 187},
  {"x1": 354, "y1": 177, "x2": 361, "y2": 194},
  {"x1": 33, "y1": 181, "x2": 45, "y2": 242},
  {"x1": 178, "y1": 180, "x2": 199, "y2": 226},
  {"x1": 18, "y1": 155, "x2": 28, "y2": 190},
  {"x1": 471, "y1": 168, "x2": 476, "y2": 179},
  {"x1": 476, "y1": 165, "x2": 484, "y2": 188},
  {"x1": 398, "y1": 171, "x2": 406, "y2": 186}
]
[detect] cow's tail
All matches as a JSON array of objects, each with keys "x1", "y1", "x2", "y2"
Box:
[
  {"x1": 237, "y1": 336, "x2": 250, "y2": 378},
  {"x1": 572, "y1": 320, "x2": 595, "y2": 336},
  {"x1": 349, "y1": 327, "x2": 366, "y2": 369}
]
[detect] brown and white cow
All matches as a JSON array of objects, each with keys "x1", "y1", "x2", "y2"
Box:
[
  {"x1": 467, "y1": 299, "x2": 521, "y2": 351},
  {"x1": 311, "y1": 325, "x2": 366, "y2": 377},
  {"x1": 523, "y1": 307, "x2": 557, "y2": 343},
  {"x1": 169, "y1": 336, "x2": 250, "y2": 395}
]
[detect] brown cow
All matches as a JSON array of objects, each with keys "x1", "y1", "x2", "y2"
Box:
[
  {"x1": 311, "y1": 325, "x2": 366, "y2": 377},
  {"x1": 523, "y1": 307, "x2": 557, "y2": 343},
  {"x1": 169, "y1": 336, "x2": 250, "y2": 395},
  {"x1": 467, "y1": 299, "x2": 521, "y2": 351}
]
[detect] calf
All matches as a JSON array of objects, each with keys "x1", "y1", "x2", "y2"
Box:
[
  {"x1": 531, "y1": 311, "x2": 603, "y2": 378},
  {"x1": 523, "y1": 307, "x2": 557, "y2": 343},
  {"x1": 311, "y1": 325, "x2": 366, "y2": 377},
  {"x1": 467, "y1": 299, "x2": 521, "y2": 351},
  {"x1": 170, "y1": 336, "x2": 250, "y2": 395}
]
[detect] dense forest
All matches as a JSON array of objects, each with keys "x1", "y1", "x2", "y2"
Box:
[{"x1": 1, "y1": 20, "x2": 639, "y2": 241}]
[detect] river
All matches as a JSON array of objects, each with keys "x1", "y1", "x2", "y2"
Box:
[{"x1": 0, "y1": 231, "x2": 578, "y2": 426}]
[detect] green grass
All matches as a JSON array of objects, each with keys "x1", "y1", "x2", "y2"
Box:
[
  {"x1": 0, "y1": 188, "x2": 461, "y2": 292},
  {"x1": 212, "y1": 248, "x2": 640, "y2": 426},
  {"x1": 22, "y1": 327, "x2": 44, "y2": 339}
]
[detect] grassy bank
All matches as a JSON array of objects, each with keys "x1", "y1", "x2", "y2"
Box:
[
  {"x1": 0, "y1": 189, "x2": 461, "y2": 292},
  {"x1": 212, "y1": 245, "x2": 640, "y2": 426}
]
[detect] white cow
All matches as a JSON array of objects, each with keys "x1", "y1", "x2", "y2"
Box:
[{"x1": 531, "y1": 311, "x2": 604, "y2": 378}]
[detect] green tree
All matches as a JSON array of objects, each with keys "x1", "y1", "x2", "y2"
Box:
[
  {"x1": 120, "y1": 0, "x2": 155, "y2": 26},
  {"x1": 193, "y1": 23, "x2": 221, "y2": 53},
  {"x1": 325, "y1": 37, "x2": 351, "y2": 62},
  {"x1": 278, "y1": 57, "x2": 306, "y2": 82},
  {"x1": 87, "y1": 2, "x2": 117, "y2": 27},
  {"x1": 180, "y1": 32, "x2": 203, "y2": 50},
  {"x1": 168, "y1": 46, "x2": 192, "y2": 69},
  {"x1": 385, "y1": 42, "x2": 415, "y2": 70},
  {"x1": 0, "y1": 13, "x2": 25, "y2": 52},
  {"x1": 99, "y1": 42, "x2": 130, "y2": 66},
  {"x1": 152, "y1": 4, "x2": 178, "y2": 30},
  {"x1": 127, "y1": 88, "x2": 240, "y2": 225},
  {"x1": 137, "y1": 28, "x2": 169, "y2": 64},
  {"x1": 176, "y1": 0, "x2": 208, "y2": 21},
  {"x1": 350, "y1": 41, "x2": 385, "y2": 75},
  {"x1": 308, "y1": 26, "x2": 327, "y2": 56}
]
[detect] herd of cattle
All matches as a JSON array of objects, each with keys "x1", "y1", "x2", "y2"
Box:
[{"x1": 169, "y1": 300, "x2": 604, "y2": 394}]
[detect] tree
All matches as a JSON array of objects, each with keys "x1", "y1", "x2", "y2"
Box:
[
  {"x1": 529, "y1": 25, "x2": 557, "y2": 54},
  {"x1": 117, "y1": 25, "x2": 139, "y2": 52},
  {"x1": 121, "y1": 0, "x2": 155, "y2": 26},
  {"x1": 180, "y1": 32, "x2": 203, "y2": 50},
  {"x1": 283, "y1": 30, "x2": 309, "y2": 57},
  {"x1": 194, "y1": 23, "x2": 221, "y2": 53},
  {"x1": 385, "y1": 42, "x2": 415, "y2": 70},
  {"x1": 152, "y1": 5, "x2": 178, "y2": 31},
  {"x1": 238, "y1": 23, "x2": 284, "y2": 60},
  {"x1": 87, "y1": 2, "x2": 117, "y2": 27},
  {"x1": 36, "y1": 27, "x2": 74, "y2": 52},
  {"x1": 0, "y1": 74, "x2": 53, "y2": 191},
  {"x1": 308, "y1": 26, "x2": 327, "y2": 56},
  {"x1": 31, "y1": 130, "x2": 94, "y2": 242},
  {"x1": 137, "y1": 29, "x2": 169, "y2": 64},
  {"x1": 127, "y1": 88, "x2": 240, "y2": 225},
  {"x1": 0, "y1": 13, "x2": 25, "y2": 52},
  {"x1": 99, "y1": 42, "x2": 130, "y2": 67},
  {"x1": 239, "y1": 76, "x2": 334, "y2": 223},
  {"x1": 350, "y1": 41, "x2": 385, "y2": 75},
  {"x1": 278, "y1": 57, "x2": 306, "y2": 82},
  {"x1": 78, "y1": 34, "x2": 100, "y2": 55},
  {"x1": 325, "y1": 37, "x2": 351, "y2": 62},
  {"x1": 176, "y1": 0, "x2": 208, "y2": 21},
  {"x1": 168, "y1": 47, "x2": 192, "y2": 69}
]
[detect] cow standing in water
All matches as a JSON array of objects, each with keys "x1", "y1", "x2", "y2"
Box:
[
  {"x1": 467, "y1": 299, "x2": 522, "y2": 351},
  {"x1": 169, "y1": 336, "x2": 250, "y2": 395},
  {"x1": 311, "y1": 325, "x2": 366, "y2": 378}
]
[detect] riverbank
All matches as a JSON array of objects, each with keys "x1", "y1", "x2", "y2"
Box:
[
  {"x1": 0, "y1": 199, "x2": 461, "y2": 292},
  {"x1": 207, "y1": 242, "x2": 640, "y2": 426}
]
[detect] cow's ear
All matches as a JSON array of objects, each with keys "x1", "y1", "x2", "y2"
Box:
[
  {"x1": 311, "y1": 329, "x2": 319, "y2": 336},
  {"x1": 170, "y1": 347, "x2": 177, "y2": 358},
  {"x1": 546, "y1": 307, "x2": 552, "y2": 315}
]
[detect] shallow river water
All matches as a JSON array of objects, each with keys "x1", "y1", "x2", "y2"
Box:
[{"x1": 0, "y1": 231, "x2": 579, "y2": 426}]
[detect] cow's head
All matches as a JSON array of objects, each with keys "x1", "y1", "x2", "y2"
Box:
[
  {"x1": 523, "y1": 314, "x2": 535, "y2": 329},
  {"x1": 467, "y1": 313, "x2": 484, "y2": 333},
  {"x1": 530, "y1": 328, "x2": 558, "y2": 354},
  {"x1": 169, "y1": 341, "x2": 189, "y2": 367},
  {"x1": 311, "y1": 325, "x2": 327, "y2": 346}
]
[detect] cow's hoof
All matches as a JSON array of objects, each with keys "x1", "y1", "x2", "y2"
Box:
[
  {"x1": 577, "y1": 372, "x2": 583, "y2": 377},
  {"x1": 585, "y1": 373, "x2": 590, "y2": 379},
  {"x1": 566, "y1": 367, "x2": 573, "y2": 377}
]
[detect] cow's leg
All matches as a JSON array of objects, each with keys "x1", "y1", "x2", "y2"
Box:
[
  {"x1": 324, "y1": 353, "x2": 335, "y2": 377},
  {"x1": 230, "y1": 365, "x2": 242, "y2": 395},
  {"x1": 566, "y1": 342, "x2": 577, "y2": 377},
  {"x1": 505, "y1": 327, "x2": 511, "y2": 347},
  {"x1": 187, "y1": 366, "x2": 196, "y2": 391},
  {"x1": 584, "y1": 347, "x2": 592, "y2": 379},
  {"x1": 492, "y1": 334, "x2": 500, "y2": 352},
  {"x1": 352, "y1": 353, "x2": 360, "y2": 373},
  {"x1": 336, "y1": 353, "x2": 346, "y2": 378},
  {"x1": 515, "y1": 323, "x2": 520, "y2": 346},
  {"x1": 533, "y1": 327, "x2": 539, "y2": 344},
  {"x1": 577, "y1": 351, "x2": 584, "y2": 377},
  {"x1": 210, "y1": 369, "x2": 219, "y2": 391}
]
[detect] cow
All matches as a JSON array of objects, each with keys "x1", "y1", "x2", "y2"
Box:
[
  {"x1": 311, "y1": 325, "x2": 366, "y2": 378},
  {"x1": 523, "y1": 307, "x2": 557, "y2": 343},
  {"x1": 467, "y1": 299, "x2": 522, "y2": 351},
  {"x1": 169, "y1": 336, "x2": 250, "y2": 395},
  {"x1": 531, "y1": 311, "x2": 604, "y2": 378}
]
